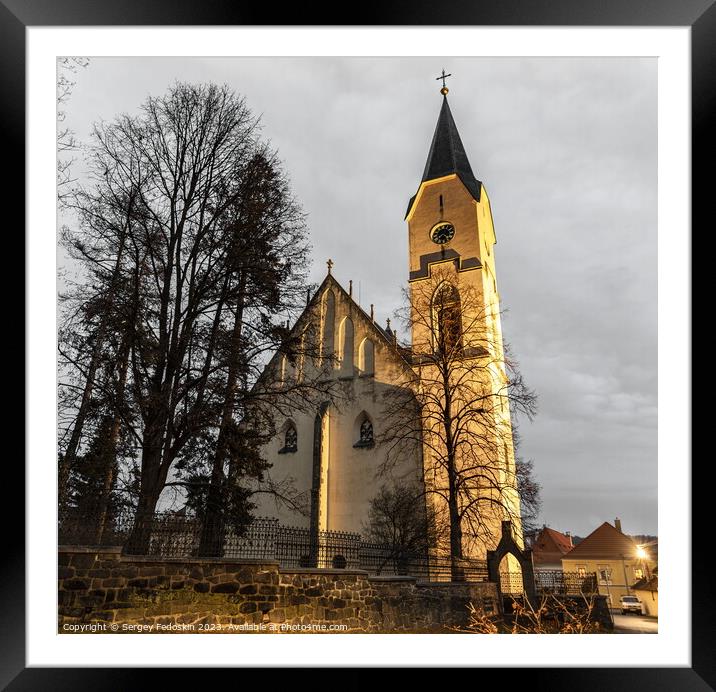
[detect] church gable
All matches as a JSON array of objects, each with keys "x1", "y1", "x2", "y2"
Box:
[{"x1": 262, "y1": 272, "x2": 414, "y2": 388}]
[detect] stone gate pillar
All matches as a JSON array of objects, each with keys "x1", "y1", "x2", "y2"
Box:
[{"x1": 487, "y1": 520, "x2": 537, "y2": 606}]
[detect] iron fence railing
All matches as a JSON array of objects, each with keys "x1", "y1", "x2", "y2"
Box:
[
  {"x1": 499, "y1": 570, "x2": 599, "y2": 597},
  {"x1": 58, "y1": 509, "x2": 488, "y2": 581},
  {"x1": 535, "y1": 570, "x2": 599, "y2": 595}
]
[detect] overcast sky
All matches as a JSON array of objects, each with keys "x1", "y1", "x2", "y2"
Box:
[{"x1": 59, "y1": 56, "x2": 657, "y2": 537}]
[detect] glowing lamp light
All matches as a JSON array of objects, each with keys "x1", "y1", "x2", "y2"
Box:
[{"x1": 636, "y1": 546, "x2": 647, "y2": 560}]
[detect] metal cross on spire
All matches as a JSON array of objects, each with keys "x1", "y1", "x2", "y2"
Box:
[
  {"x1": 436, "y1": 69, "x2": 452, "y2": 95},
  {"x1": 326, "y1": 258, "x2": 334, "y2": 275}
]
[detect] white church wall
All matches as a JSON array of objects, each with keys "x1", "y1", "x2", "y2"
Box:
[{"x1": 252, "y1": 278, "x2": 423, "y2": 538}]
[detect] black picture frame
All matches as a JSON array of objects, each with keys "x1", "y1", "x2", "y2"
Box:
[{"x1": 7, "y1": 0, "x2": 710, "y2": 686}]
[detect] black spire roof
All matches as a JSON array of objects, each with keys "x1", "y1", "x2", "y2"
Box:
[{"x1": 405, "y1": 95, "x2": 482, "y2": 218}]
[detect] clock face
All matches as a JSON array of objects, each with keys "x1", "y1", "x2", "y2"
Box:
[{"x1": 430, "y1": 222, "x2": 455, "y2": 245}]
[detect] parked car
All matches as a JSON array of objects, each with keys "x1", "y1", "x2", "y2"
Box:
[{"x1": 619, "y1": 595, "x2": 643, "y2": 615}]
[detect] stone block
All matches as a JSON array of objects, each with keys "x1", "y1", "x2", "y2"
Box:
[
  {"x1": 239, "y1": 584, "x2": 257, "y2": 595},
  {"x1": 236, "y1": 567, "x2": 256, "y2": 583},
  {"x1": 254, "y1": 570, "x2": 274, "y2": 583},
  {"x1": 127, "y1": 578, "x2": 148, "y2": 589},
  {"x1": 102, "y1": 578, "x2": 124, "y2": 588},
  {"x1": 64, "y1": 579, "x2": 90, "y2": 591},
  {"x1": 58, "y1": 567, "x2": 74, "y2": 580},
  {"x1": 88, "y1": 569, "x2": 110, "y2": 579},
  {"x1": 269, "y1": 609, "x2": 286, "y2": 623},
  {"x1": 193, "y1": 582, "x2": 210, "y2": 593},
  {"x1": 211, "y1": 582, "x2": 239, "y2": 594},
  {"x1": 113, "y1": 567, "x2": 139, "y2": 579},
  {"x1": 139, "y1": 566, "x2": 165, "y2": 577},
  {"x1": 71, "y1": 554, "x2": 97, "y2": 570},
  {"x1": 239, "y1": 602, "x2": 257, "y2": 614}
]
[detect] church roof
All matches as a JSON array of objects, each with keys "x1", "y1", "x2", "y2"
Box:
[
  {"x1": 405, "y1": 96, "x2": 482, "y2": 219},
  {"x1": 562, "y1": 522, "x2": 638, "y2": 561},
  {"x1": 259, "y1": 272, "x2": 415, "y2": 384}
]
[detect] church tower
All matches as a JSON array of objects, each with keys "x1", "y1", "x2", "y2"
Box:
[{"x1": 405, "y1": 79, "x2": 523, "y2": 561}]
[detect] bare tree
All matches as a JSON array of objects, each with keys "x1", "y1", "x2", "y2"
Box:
[
  {"x1": 379, "y1": 264, "x2": 537, "y2": 577},
  {"x1": 58, "y1": 82, "x2": 331, "y2": 554},
  {"x1": 362, "y1": 482, "x2": 434, "y2": 574},
  {"x1": 515, "y1": 456, "x2": 542, "y2": 536},
  {"x1": 57, "y1": 57, "x2": 89, "y2": 197}
]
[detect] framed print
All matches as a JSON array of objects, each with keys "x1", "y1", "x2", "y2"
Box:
[{"x1": 8, "y1": 0, "x2": 712, "y2": 686}]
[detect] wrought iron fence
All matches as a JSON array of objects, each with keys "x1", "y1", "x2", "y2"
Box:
[
  {"x1": 58, "y1": 509, "x2": 487, "y2": 581},
  {"x1": 58, "y1": 507, "x2": 135, "y2": 547},
  {"x1": 535, "y1": 570, "x2": 599, "y2": 595},
  {"x1": 359, "y1": 542, "x2": 487, "y2": 582}
]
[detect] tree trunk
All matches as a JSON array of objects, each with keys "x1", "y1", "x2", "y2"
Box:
[
  {"x1": 123, "y1": 432, "x2": 164, "y2": 555},
  {"x1": 60, "y1": 197, "x2": 133, "y2": 508},
  {"x1": 198, "y1": 270, "x2": 247, "y2": 557},
  {"x1": 93, "y1": 334, "x2": 131, "y2": 544}
]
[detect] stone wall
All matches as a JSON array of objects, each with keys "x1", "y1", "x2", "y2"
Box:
[{"x1": 58, "y1": 547, "x2": 499, "y2": 633}]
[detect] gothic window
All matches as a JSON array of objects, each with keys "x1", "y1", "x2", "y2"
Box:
[
  {"x1": 278, "y1": 422, "x2": 297, "y2": 454},
  {"x1": 353, "y1": 413, "x2": 375, "y2": 449},
  {"x1": 338, "y1": 317, "x2": 354, "y2": 372},
  {"x1": 358, "y1": 338, "x2": 375, "y2": 376},
  {"x1": 433, "y1": 283, "x2": 463, "y2": 355},
  {"x1": 322, "y1": 290, "x2": 335, "y2": 358}
]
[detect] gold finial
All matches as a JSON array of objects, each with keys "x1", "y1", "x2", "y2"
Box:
[
  {"x1": 436, "y1": 68, "x2": 452, "y2": 95},
  {"x1": 326, "y1": 258, "x2": 333, "y2": 275}
]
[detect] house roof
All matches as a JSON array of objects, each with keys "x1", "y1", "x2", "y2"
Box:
[
  {"x1": 532, "y1": 527, "x2": 574, "y2": 565},
  {"x1": 405, "y1": 96, "x2": 482, "y2": 219},
  {"x1": 562, "y1": 521, "x2": 638, "y2": 561}
]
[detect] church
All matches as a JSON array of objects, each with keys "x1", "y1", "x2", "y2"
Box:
[{"x1": 253, "y1": 79, "x2": 523, "y2": 564}]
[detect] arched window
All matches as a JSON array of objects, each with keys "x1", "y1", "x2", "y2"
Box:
[
  {"x1": 278, "y1": 422, "x2": 297, "y2": 454},
  {"x1": 433, "y1": 283, "x2": 463, "y2": 355},
  {"x1": 338, "y1": 317, "x2": 354, "y2": 372},
  {"x1": 353, "y1": 412, "x2": 375, "y2": 449},
  {"x1": 321, "y1": 290, "x2": 335, "y2": 359},
  {"x1": 358, "y1": 338, "x2": 375, "y2": 376}
]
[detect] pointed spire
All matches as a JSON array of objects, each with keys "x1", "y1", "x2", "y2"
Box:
[
  {"x1": 405, "y1": 91, "x2": 482, "y2": 218},
  {"x1": 421, "y1": 97, "x2": 480, "y2": 196}
]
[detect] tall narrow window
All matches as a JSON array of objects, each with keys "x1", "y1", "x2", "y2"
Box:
[
  {"x1": 358, "y1": 338, "x2": 375, "y2": 376},
  {"x1": 322, "y1": 290, "x2": 335, "y2": 359},
  {"x1": 433, "y1": 283, "x2": 463, "y2": 355},
  {"x1": 278, "y1": 422, "x2": 297, "y2": 454},
  {"x1": 338, "y1": 317, "x2": 354, "y2": 372}
]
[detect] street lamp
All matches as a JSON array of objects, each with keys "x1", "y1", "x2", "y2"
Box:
[{"x1": 636, "y1": 545, "x2": 651, "y2": 580}]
